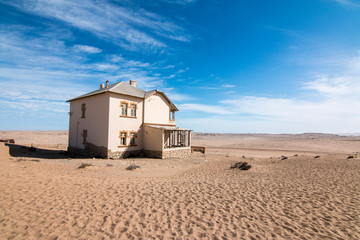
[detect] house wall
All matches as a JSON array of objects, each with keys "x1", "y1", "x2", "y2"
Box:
[
  {"x1": 143, "y1": 126, "x2": 163, "y2": 152},
  {"x1": 68, "y1": 93, "x2": 109, "y2": 157},
  {"x1": 107, "y1": 93, "x2": 143, "y2": 157},
  {"x1": 144, "y1": 93, "x2": 175, "y2": 125}
]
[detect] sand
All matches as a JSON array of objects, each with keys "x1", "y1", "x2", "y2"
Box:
[{"x1": 0, "y1": 131, "x2": 359, "y2": 239}]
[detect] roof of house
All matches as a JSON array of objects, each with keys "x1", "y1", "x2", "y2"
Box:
[{"x1": 67, "y1": 81, "x2": 178, "y2": 111}]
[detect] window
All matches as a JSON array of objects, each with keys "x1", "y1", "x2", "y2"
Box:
[
  {"x1": 130, "y1": 104, "x2": 136, "y2": 117},
  {"x1": 130, "y1": 132, "x2": 136, "y2": 146},
  {"x1": 121, "y1": 102, "x2": 128, "y2": 116},
  {"x1": 81, "y1": 103, "x2": 86, "y2": 118},
  {"x1": 82, "y1": 129, "x2": 87, "y2": 144},
  {"x1": 120, "y1": 132, "x2": 127, "y2": 146},
  {"x1": 170, "y1": 110, "x2": 175, "y2": 121}
]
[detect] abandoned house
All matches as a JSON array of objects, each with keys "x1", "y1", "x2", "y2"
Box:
[{"x1": 67, "y1": 80, "x2": 192, "y2": 159}]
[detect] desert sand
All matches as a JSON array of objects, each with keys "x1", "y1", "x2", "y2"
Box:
[{"x1": 0, "y1": 131, "x2": 359, "y2": 239}]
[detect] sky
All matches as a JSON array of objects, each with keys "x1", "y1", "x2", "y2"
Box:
[{"x1": 1, "y1": 0, "x2": 360, "y2": 133}]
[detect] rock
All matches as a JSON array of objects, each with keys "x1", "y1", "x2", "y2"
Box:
[
  {"x1": 314, "y1": 155, "x2": 320, "y2": 159},
  {"x1": 347, "y1": 155, "x2": 354, "y2": 159},
  {"x1": 230, "y1": 162, "x2": 251, "y2": 170},
  {"x1": 281, "y1": 156, "x2": 288, "y2": 160}
]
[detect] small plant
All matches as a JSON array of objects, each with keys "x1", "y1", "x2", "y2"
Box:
[
  {"x1": 78, "y1": 163, "x2": 93, "y2": 169},
  {"x1": 126, "y1": 164, "x2": 140, "y2": 171}
]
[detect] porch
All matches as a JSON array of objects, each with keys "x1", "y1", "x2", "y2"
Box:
[{"x1": 143, "y1": 125, "x2": 192, "y2": 159}]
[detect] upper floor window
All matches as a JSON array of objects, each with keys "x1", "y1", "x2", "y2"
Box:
[
  {"x1": 121, "y1": 102, "x2": 128, "y2": 116},
  {"x1": 81, "y1": 103, "x2": 86, "y2": 118},
  {"x1": 130, "y1": 104, "x2": 136, "y2": 117},
  {"x1": 130, "y1": 132, "x2": 136, "y2": 146},
  {"x1": 120, "y1": 132, "x2": 127, "y2": 146},
  {"x1": 170, "y1": 110, "x2": 175, "y2": 121}
]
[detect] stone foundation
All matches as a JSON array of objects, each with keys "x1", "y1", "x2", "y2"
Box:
[
  {"x1": 108, "y1": 150, "x2": 142, "y2": 159},
  {"x1": 162, "y1": 147, "x2": 191, "y2": 159},
  {"x1": 68, "y1": 145, "x2": 191, "y2": 159}
]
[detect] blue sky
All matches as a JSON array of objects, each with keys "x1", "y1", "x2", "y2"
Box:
[{"x1": 1, "y1": 0, "x2": 360, "y2": 133}]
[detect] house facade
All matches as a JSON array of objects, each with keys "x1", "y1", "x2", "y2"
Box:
[{"x1": 67, "y1": 80, "x2": 191, "y2": 159}]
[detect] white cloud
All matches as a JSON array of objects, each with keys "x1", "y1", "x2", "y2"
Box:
[
  {"x1": 178, "y1": 103, "x2": 230, "y2": 115},
  {"x1": 162, "y1": 88, "x2": 195, "y2": 102},
  {"x1": 160, "y1": 0, "x2": 198, "y2": 4},
  {"x1": 73, "y1": 44, "x2": 102, "y2": 53},
  {"x1": 0, "y1": 25, "x2": 189, "y2": 121},
  {"x1": 93, "y1": 64, "x2": 119, "y2": 71},
  {"x1": 333, "y1": 0, "x2": 359, "y2": 7},
  {"x1": 3, "y1": 0, "x2": 191, "y2": 50},
  {"x1": 221, "y1": 84, "x2": 235, "y2": 88},
  {"x1": 178, "y1": 50, "x2": 360, "y2": 133},
  {"x1": 303, "y1": 75, "x2": 359, "y2": 97}
]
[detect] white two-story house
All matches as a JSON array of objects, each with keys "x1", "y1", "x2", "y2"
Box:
[{"x1": 67, "y1": 80, "x2": 191, "y2": 159}]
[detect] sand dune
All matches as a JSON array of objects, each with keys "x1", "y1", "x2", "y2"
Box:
[{"x1": 0, "y1": 132, "x2": 359, "y2": 239}]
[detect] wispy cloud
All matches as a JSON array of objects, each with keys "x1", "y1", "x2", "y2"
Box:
[
  {"x1": 162, "y1": 88, "x2": 195, "y2": 102},
  {"x1": 73, "y1": 45, "x2": 102, "y2": 53},
  {"x1": 333, "y1": 0, "x2": 360, "y2": 7},
  {"x1": 179, "y1": 103, "x2": 230, "y2": 115},
  {"x1": 221, "y1": 84, "x2": 235, "y2": 88},
  {"x1": 179, "y1": 50, "x2": 360, "y2": 133},
  {"x1": 0, "y1": 23, "x2": 189, "y2": 125},
  {"x1": 3, "y1": 0, "x2": 191, "y2": 51},
  {"x1": 159, "y1": 0, "x2": 198, "y2": 5}
]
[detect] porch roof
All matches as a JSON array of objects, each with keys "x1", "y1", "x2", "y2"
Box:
[{"x1": 145, "y1": 125, "x2": 192, "y2": 131}]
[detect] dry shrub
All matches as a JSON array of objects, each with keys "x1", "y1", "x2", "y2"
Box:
[
  {"x1": 78, "y1": 163, "x2": 93, "y2": 169},
  {"x1": 126, "y1": 164, "x2": 140, "y2": 171}
]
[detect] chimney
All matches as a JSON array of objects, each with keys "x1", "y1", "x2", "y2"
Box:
[
  {"x1": 100, "y1": 83, "x2": 104, "y2": 89},
  {"x1": 129, "y1": 80, "x2": 136, "y2": 87},
  {"x1": 106, "y1": 80, "x2": 109, "y2": 88}
]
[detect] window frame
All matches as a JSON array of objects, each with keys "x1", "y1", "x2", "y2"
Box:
[
  {"x1": 129, "y1": 131, "x2": 137, "y2": 146},
  {"x1": 82, "y1": 129, "x2": 87, "y2": 144},
  {"x1": 130, "y1": 103, "x2": 137, "y2": 117},
  {"x1": 169, "y1": 110, "x2": 175, "y2": 121},
  {"x1": 119, "y1": 131, "x2": 127, "y2": 146},
  {"x1": 120, "y1": 101, "x2": 128, "y2": 116},
  {"x1": 81, "y1": 103, "x2": 86, "y2": 118}
]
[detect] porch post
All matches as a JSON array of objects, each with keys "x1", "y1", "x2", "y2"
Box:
[
  {"x1": 161, "y1": 129, "x2": 164, "y2": 152},
  {"x1": 188, "y1": 130, "x2": 191, "y2": 147}
]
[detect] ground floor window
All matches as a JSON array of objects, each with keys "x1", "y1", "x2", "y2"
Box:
[
  {"x1": 120, "y1": 132, "x2": 127, "y2": 146},
  {"x1": 130, "y1": 132, "x2": 136, "y2": 146},
  {"x1": 82, "y1": 129, "x2": 87, "y2": 144}
]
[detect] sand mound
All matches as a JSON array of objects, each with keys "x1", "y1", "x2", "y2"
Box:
[{"x1": 0, "y1": 143, "x2": 10, "y2": 160}]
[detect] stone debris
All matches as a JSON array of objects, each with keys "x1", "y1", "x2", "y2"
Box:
[{"x1": 230, "y1": 162, "x2": 251, "y2": 170}]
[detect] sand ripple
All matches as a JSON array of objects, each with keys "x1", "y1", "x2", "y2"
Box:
[{"x1": 1, "y1": 153, "x2": 359, "y2": 239}]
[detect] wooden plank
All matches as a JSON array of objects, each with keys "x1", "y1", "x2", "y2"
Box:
[{"x1": 191, "y1": 146, "x2": 205, "y2": 154}]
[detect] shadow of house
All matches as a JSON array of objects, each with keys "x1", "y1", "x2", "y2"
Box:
[{"x1": 5, "y1": 143, "x2": 87, "y2": 159}]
